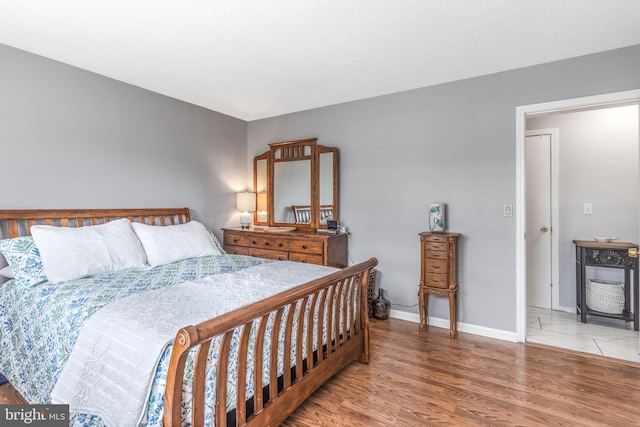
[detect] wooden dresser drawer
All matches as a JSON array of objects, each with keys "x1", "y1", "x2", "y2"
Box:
[
  {"x1": 251, "y1": 248, "x2": 288, "y2": 261},
  {"x1": 224, "y1": 232, "x2": 290, "y2": 250},
  {"x1": 289, "y1": 252, "x2": 323, "y2": 265},
  {"x1": 272, "y1": 238, "x2": 289, "y2": 251},
  {"x1": 425, "y1": 250, "x2": 448, "y2": 260},
  {"x1": 424, "y1": 274, "x2": 449, "y2": 289},
  {"x1": 289, "y1": 239, "x2": 323, "y2": 255},
  {"x1": 424, "y1": 242, "x2": 448, "y2": 252},
  {"x1": 254, "y1": 237, "x2": 290, "y2": 251},
  {"x1": 425, "y1": 258, "x2": 448, "y2": 274},
  {"x1": 225, "y1": 245, "x2": 249, "y2": 256},
  {"x1": 247, "y1": 235, "x2": 272, "y2": 248},
  {"x1": 424, "y1": 234, "x2": 448, "y2": 243},
  {"x1": 224, "y1": 232, "x2": 251, "y2": 247}
]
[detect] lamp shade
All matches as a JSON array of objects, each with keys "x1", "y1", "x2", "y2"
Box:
[{"x1": 237, "y1": 192, "x2": 256, "y2": 212}]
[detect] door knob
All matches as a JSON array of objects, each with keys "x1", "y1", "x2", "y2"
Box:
[{"x1": 540, "y1": 226, "x2": 549, "y2": 233}]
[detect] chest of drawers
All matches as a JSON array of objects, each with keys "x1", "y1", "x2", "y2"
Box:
[
  {"x1": 419, "y1": 232, "x2": 459, "y2": 338},
  {"x1": 222, "y1": 228, "x2": 348, "y2": 268}
]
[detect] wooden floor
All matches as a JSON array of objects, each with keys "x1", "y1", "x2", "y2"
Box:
[
  {"x1": 283, "y1": 318, "x2": 640, "y2": 427},
  {"x1": 2, "y1": 318, "x2": 639, "y2": 426}
]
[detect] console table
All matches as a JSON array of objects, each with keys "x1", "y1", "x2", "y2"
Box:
[{"x1": 573, "y1": 240, "x2": 639, "y2": 331}]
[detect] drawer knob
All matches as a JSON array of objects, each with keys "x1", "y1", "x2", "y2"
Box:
[
  {"x1": 233, "y1": 238, "x2": 238, "y2": 243},
  {"x1": 252, "y1": 240, "x2": 257, "y2": 245},
  {"x1": 279, "y1": 242, "x2": 284, "y2": 247},
  {"x1": 278, "y1": 256, "x2": 284, "y2": 260},
  {"x1": 265, "y1": 242, "x2": 270, "y2": 246},
  {"x1": 302, "y1": 244, "x2": 307, "y2": 249},
  {"x1": 302, "y1": 259, "x2": 307, "y2": 263}
]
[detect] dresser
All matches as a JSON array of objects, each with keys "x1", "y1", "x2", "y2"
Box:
[
  {"x1": 418, "y1": 232, "x2": 459, "y2": 338},
  {"x1": 222, "y1": 228, "x2": 348, "y2": 268}
]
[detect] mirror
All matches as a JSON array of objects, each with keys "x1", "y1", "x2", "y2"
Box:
[
  {"x1": 273, "y1": 159, "x2": 311, "y2": 223},
  {"x1": 318, "y1": 148, "x2": 337, "y2": 225},
  {"x1": 253, "y1": 152, "x2": 269, "y2": 225},
  {"x1": 254, "y1": 138, "x2": 338, "y2": 230}
]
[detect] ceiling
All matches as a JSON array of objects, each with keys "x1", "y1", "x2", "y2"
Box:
[{"x1": 1, "y1": 1, "x2": 640, "y2": 121}]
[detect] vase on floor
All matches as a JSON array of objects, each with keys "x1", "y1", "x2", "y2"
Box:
[{"x1": 372, "y1": 288, "x2": 391, "y2": 320}]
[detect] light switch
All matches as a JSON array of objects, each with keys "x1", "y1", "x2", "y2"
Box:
[
  {"x1": 584, "y1": 203, "x2": 592, "y2": 215},
  {"x1": 503, "y1": 204, "x2": 513, "y2": 217}
]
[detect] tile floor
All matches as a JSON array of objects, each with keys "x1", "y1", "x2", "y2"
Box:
[{"x1": 527, "y1": 306, "x2": 640, "y2": 363}]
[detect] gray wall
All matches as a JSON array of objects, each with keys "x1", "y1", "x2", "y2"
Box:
[
  {"x1": 527, "y1": 105, "x2": 639, "y2": 308},
  {"x1": 248, "y1": 45, "x2": 640, "y2": 333},
  {"x1": 0, "y1": 43, "x2": 248, "y2": 239},
  {"x1": 4, "y1": 39, "x2": 640, "y2": 335}
]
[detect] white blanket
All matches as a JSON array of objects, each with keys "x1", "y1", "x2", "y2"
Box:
[{"x1": 50, "y1": 261, "x2": 337, "y2": 427}]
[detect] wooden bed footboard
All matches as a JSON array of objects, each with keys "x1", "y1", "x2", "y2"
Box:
[{"x1": 164, "y1": 257, "x2": 378, "y2": 427}]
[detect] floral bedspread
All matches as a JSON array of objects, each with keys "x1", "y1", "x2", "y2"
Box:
[{"x1": 0, "y1": 254, "x2": 271, "y2": 425}]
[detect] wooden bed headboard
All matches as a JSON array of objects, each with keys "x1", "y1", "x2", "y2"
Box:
[{"x1": 0, "y1": 208, "x2": 191, "y2": 239}]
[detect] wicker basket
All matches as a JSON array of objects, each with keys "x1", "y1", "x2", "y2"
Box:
[{"x1": 586, "y1": 279, "x2": 625, "y2": 315}]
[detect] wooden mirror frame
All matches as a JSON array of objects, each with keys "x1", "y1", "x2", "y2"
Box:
[{"x1": 254, "y1": 138, "x2": 338, "y2": 230}]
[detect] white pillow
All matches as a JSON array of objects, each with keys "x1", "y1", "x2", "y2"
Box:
[
  {"x1": 131, "y1": 220, "x2": 221, "y2": 267},
  {"x1": 31, "y1": 218, "x2": 148, "y2": 284},
  {"x1": 0, "y1": 265, "x2": 14, "y2": 279}
]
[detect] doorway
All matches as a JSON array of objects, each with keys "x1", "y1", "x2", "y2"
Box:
[{"x1": 516, "y1": 90, "x2": 640, "y2": 359}]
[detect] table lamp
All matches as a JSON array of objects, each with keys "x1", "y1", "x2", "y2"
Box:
[{"x1": 237, "y1": 192, "x2": 256, "y2": 229}]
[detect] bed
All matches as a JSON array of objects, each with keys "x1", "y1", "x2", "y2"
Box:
[{"x1": 0, "y1": 208, "x2": 377, "y2": 426}]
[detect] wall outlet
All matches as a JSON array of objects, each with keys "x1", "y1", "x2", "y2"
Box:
[
  {"x1": 584, "y1": 203, "x2": 593, "y2": 215},
  {"x1": 503, "y1": 203, "x2": 513, "y2": 217}
]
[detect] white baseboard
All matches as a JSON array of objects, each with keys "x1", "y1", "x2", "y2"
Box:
[
  {"x1": 556, "y1": 305, "x2": 574, "y2": 314},
  {"x1": 389, "y1": 309, "x2": 518, "y2": 342}
]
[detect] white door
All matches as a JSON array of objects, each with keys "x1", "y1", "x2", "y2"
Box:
[{"x1": 526, "y1": 134, "x2": 552, "y2": 309}]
